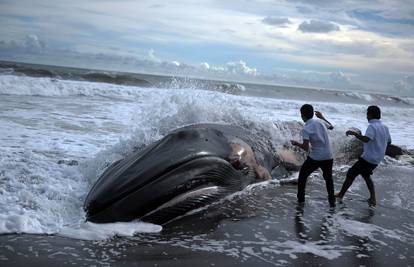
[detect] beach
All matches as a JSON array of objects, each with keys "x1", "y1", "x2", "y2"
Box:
[{"x1": 1, "y1": 61, "x2": 414, "y2": 266}]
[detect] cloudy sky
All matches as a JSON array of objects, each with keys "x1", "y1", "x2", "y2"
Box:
[{"x1": 0, "y1": 0, "x2": 414, "y2": 95}]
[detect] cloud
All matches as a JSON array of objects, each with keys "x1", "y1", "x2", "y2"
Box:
[
  {"x1": 148, "y1": 48, "x2": 160, "y2": 62},
  {"x1": 393, "y1": 75, "x2": 414, "y2": 95},
  {"x1": 194, "y1": 60, "x2": 258, "y2": 77},
  {"x1": 200, "y1": 62, "x2": 210, "y2": 70},
  {"x1": 1, "y1": 0, "x2": 413, "y2": 93},
  {"x1": 148, "y1": 4, "x2": 163, "y2": 9},
  {"x1": 295, "y1": 6, "x2": 313, "y2": 14},
  {"x1": 298, "y1": 20, "x2": 340, "y2": 33},
  {"x1": 328, "y1": 71, "x2": 362, "y2": 91},
  {"x1": 260, "y1": 67, "x2": 363, "y2": 91},
  {"x1": 329, "y1": 70, "x2": 351, "y2": 85},
  {"x1": 23, "y1": 35, "x2": 45, "y2": 53},
  {"x1": 0, "y1": 34, "x2": 46, "y2": 54},
  {"x1": 323, "y1": 71, "x2": 362, "y2": 90},
  {"x1": 224, "y1": 60, "x2": 258, "y2": 76},
  {"x1": 262, "y1": 16, "x2": 292, "y2": 26},
  {"x1": 151, "y1": 59, "x2": 260, "y2": 80},
  {"x1": 0, "y1": 34, "x2": 260, "y2": 79},
  {"x1": 1, "y1": 34, "x2": 369, "y2": 91}
]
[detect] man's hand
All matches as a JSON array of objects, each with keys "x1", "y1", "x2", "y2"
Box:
[
  {"x1": 315, "y1": 111, "x2": 334, "y2": 130},
  {"x1": 315, "y1": 111, "x2": 324, "y2": 119},
  {"x1": 290, "y1": 140, "x2": 300, "y2": 146},
  {"x1": 346, "y1": 130, "x2": 356, "y2": 136},
  {"x1": 290, "y1": 140, "x2": 309, "y2": 151},
  {"x1": 346, "y1": 129, "x2": 370, "y2": 143}
]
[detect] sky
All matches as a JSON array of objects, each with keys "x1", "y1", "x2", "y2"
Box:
[{"x1": 0, "y1": 0, "x2": 414, "y2": 95}]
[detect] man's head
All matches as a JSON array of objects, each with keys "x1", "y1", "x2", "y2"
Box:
[
  {"x1": 300, "y1": 104, "x2": 314, "y2": 122},
  {"x1": 367, "y1": 105, "x2": 381, "y2": 121}
]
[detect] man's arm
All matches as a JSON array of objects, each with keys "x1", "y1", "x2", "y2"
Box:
[
  {"x1": 346, "y1": 130, "x2": 371, "y2": 143},
  {"x1": 315, "y1": 111, "x2": 334, "y2": 130},
  {"x1": 290, "y1": 139, "x2": 310, "y2": 152}
]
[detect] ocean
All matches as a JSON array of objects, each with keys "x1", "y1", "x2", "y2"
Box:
[{"x1": 0, "y1": 61, "x2": 413, "y2": 266}]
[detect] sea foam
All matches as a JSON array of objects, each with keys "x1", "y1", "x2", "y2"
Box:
[{"x1": 0, "y1": 73, "x2": 413, "y2": 241}]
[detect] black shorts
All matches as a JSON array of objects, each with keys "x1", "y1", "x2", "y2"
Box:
[{"x1": 348, "y1": 157, "x2": 378, "y2": 178}]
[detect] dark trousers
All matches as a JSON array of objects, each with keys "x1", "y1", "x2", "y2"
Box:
[
  {"x1": 297, "y1": 157, "x2": 335, "y2": 207},
  {"x1": 337, "y1": 157, "x2": 377, "y2": 200}
]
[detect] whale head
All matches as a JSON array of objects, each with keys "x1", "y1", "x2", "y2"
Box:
[{"x1": 84, "y1": 126, "x2": 257, "y2": 224}]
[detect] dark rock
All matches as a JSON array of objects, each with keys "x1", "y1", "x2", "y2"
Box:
[{"x1": 386, "y1": 144, "x2": 406, "y2": 158}]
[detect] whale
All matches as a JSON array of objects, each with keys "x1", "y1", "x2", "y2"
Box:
[
  {"x1": 85, "y1": 122, "x2": 399, "y2": 225},
  {"x1": 84, "y1": 123, "x2": 283, "y2": 225}
]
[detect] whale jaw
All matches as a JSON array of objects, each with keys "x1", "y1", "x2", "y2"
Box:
[{"x1": 85, "y1": 156, "x2": 255, "y2": 224}]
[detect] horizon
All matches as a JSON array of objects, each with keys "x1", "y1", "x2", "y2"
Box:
[
  {"x1": 3, "y1": 58, "x2": 409, "y2": 100},
  {"x1": 0, "y1": 0, "x2": 413, "y2": 96}
]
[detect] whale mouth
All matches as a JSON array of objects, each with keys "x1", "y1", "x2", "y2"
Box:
[
  {"x1": 139, "y1": 157, "x2": 256, "y2": 224},
  {"x1": 84, "y1": 155, "x2": 254, "y2": 224}
]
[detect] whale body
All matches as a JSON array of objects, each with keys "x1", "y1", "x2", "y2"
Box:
[{"x1": 84, "y1": 124, "x2": 280, "y2": 224}]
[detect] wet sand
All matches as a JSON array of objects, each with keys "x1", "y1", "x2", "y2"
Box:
[{"x1": 1, "y1": 164, "x2": 414, "y2": 267}]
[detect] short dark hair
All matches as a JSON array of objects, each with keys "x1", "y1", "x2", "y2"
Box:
[
  {"x1": 367, "y1": 105, "x2": 381, "y2": 119},
  {"x1": 300, "y1": 104, "x2": 314, "y2": 119}
]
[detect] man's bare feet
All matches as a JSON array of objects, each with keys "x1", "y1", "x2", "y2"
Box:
[
  {"x1": 335, "y1": 193, "x2": 343, "y2": 203},
  {"x1": 367, "y1": 198, "x2": 376, "y2": 206}
]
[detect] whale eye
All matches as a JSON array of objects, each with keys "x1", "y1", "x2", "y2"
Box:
[{"x1": 205, "y1": 138, "x2": 208, "y2": 142}]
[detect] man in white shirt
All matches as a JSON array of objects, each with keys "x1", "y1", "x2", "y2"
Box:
[
  {"x1": 291, "y1": 104, "x2": 335, "y2": 208},
  {"x1": 335, "y1": 105, "x2": 391, "y2": 206}
]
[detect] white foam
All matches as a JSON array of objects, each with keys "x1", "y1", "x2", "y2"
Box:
[
  {"x1": 335, "y1": 216, "x2": 407, "y2": 245},
  {"x1": 152, "y1": 234, "x2": 354, "y2": 261},
  {"x1": 0, "y1": 74, "x2": 413, "y2": 241},
  {"x1": 0, "y1": 74, "x2": 150, "y2": 97},
  {"x1": 280, "y1": 240, "x2": 344, "y2": 260},
  {"x1": 59, "y1": 221, "x2": 162, "y2": 240},
  {"x1": 343, "y1": 92, "x2": 374, "y2": 102},
  {"x1": 405, "y1": 97, "x2": 414, "y2": 105}
]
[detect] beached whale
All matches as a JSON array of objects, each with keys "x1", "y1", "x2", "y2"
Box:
[
  {"x1": 83, "y1": 122, "x2": 409, "y2": 225},
  {"x1": 84, "y1": 123, "x2": 284, "y2": 224}
]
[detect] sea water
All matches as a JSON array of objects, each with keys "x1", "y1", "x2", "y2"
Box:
[{"x1": 0, "y1": 63, "x2": 413, "y2": 265}]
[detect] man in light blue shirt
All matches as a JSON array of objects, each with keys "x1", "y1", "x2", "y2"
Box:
[
  {"x1": 290, "y1": 104, "x2": 335, "y2": 208},
  {"x1": 336, "y1": 105, "x2": 391, "y2": 206}
]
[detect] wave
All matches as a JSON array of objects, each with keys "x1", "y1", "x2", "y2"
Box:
[
  {"x1": 0, "y1": 75, "x2": 150, "y2": 97},
  {"x1": 214, "y1": 82, "x2": 246, "y2": 94},
  {"x1": 80, "y1": 72, "x2": 152, "y2": 87},
  {"x1": 335, "y1": 91, "x2": 413, "y2": 105},
  {"x1": 79, "y1": 100, "x2": 365, "y2": 188},
  {"x1": 404, "y1": 97, "x2": 414, "y2": 105},
  {"x1": 0, "y1": 61, "x2": 153, "y2": 87},
  {"x1": 0, "y1": 73, "x2": 248, "y2": 98},
  {"x1": 156, "y1": 76, "x2": 246, "y2": 95},
  {"x1": 0, "y1": 67, "x2": 15, "y2": 75},
  {"x1": 1, "y1": 62, "x2": 413, "y2": 106},
  {"x1": 0, "y1": 63, "x2": 59, "y2": 78},
  {"x1": 0, "y1": 83, "x2": 412, "y2": 240}
]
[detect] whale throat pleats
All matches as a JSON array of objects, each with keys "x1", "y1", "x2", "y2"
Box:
[{"x1": 140, "y1": 162, "x2": 249, "y2": 224}]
